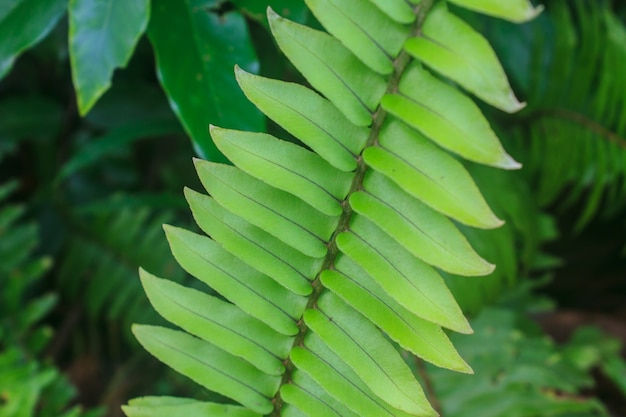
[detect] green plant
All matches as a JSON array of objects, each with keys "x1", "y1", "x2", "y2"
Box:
[
  {"x1": 0, "y1": 0, "x2": 312, "y2": 159},
  {"x1": 426, "y1": 306, "x2": 622, "y2": 417},
  {"x1": 0, "y1": 181, "x2": 98, "y2": 417},
  {"x1": 122, "y1": 1, "x2": 547, "y2": 416},
  {"x1": 499, "y1": 0, "x2": 626, "y2": 231}
]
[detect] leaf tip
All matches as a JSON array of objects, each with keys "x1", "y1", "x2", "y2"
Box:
[
  {"x1": 482, "y1": 261, "x2": 496, "y2": 276},
  {"x1": 266, "y1": 6, "x2": 280, "y2": 23},
  {"x1": 526, "y1": 4, "x2": 545, "y2": 22},
  {"x1": 131, "y1": 323, "x2": 148, "y2": 338},
  {"x1": 498, "y1": 153, "x2": 522, "y2": 170},
  {"x1": 162, "y1": 223, "x2": 177, "y2": 238},
  {"x1": 457, "y1": 320, "x2": 474, "y2": 335},
  {"x1": 192, "y1": 157, "x2": 207, "y2": 171},
  {"x1": 233, "y1": 64, "x2": 246, "y2": 79},
  {"x1": 458, "y1": 361, "x2": 474, "y2": 375},
  {"x1": 500, "y1": 90, "x2": 527, "y2": 113}
]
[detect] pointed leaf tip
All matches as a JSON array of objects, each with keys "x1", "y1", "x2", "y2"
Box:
[
  {"x1": 448, "y1": 0, "x2": 543, "y2": 23},
  {"x1": 267, "y1": 6, "x2": 280, "y2": 22},
  {"x1": 500, "y1": 154, "x2": 523, "y2": 170}
]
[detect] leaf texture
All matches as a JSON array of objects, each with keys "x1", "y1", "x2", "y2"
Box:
[{"x1": 128, "y1": 0, "x2": 533, "y2": 416}]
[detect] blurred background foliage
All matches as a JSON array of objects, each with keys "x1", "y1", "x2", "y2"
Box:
[{"x1": 0, "y1": 0, "x2": 625, "y2": 416}]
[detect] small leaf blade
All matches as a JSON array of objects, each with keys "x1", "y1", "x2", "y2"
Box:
[
  {"x1": 405, "y1": 3, "x2": 524, "y2": 112},
  {"x1": 132, "y1": 325, "x2": 277, "y2": 414},
  {"x1": 448, "y1": 0, "x2": 543, "y2": 23}
]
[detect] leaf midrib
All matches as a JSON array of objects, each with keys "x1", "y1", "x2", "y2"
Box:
[{"x1": 270, "y1": 1, "x2": 436, "y2": 415}]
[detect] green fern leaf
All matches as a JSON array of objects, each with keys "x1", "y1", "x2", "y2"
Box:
[
  {"x1": 127, "y1": 0, "x2": 536, "y2": 416},
  {"x1": 505, "y1": 0, "x2": 626, "y2": 231}
]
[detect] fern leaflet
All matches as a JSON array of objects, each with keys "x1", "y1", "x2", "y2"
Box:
[{"x1": 124, "y1": 0, "x2": 539, "y2": 416}]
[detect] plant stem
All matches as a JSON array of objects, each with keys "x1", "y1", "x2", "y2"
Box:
[{"x1": 270, "y1": 1, "x2": 436, "y2": 414}]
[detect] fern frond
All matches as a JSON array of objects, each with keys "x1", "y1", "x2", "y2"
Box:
[
  {"x1": 0, "y1": 181, "x2": 95, "y2": 417},
  {"x1": 506, "y1": 0, "x2": 626, "y2": 231},
  {"x1": 57, "y1": 207, "x2": 185, "y2": 338},
  {"x1": 125, "y1": 1, "x2": 538, "y2": 416},
  {"x1": 426, "y1": 307, "x2": 611, "y2": 417}
]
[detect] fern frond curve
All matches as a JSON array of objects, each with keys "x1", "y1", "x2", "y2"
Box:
[
  {"x1": 124, "y1": 1, "x2": 538, "y2": 416},
  {"x1": 505, "y1": 0, "x2": 626, "y2": 231}
]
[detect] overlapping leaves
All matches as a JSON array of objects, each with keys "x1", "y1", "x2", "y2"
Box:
[{"x1": 124, "y1": 1, "x2": 538, "y2": 416}]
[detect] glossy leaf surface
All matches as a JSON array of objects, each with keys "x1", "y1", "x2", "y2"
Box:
[
  {"x1": 148, "y1": 0, "x2": 264, "y2": 160},
  {"x1": 69, "y1": 0, "x2": 149, "y2": 115},
  {"x1": 0, "y1": 0, "x2": 66, "y2": 79}
]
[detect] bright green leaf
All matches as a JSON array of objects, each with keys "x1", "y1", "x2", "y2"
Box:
[
  {"x1": 305, "y1": 293, "x2": 436, "y2": 416},
  {"x1": 235, "y1": 68, "x2": 365, "y2": 171},
  {"x1": 352, "y1": 172, "x2": 494, "y2": 275},
  {"x1": 269, "y1": 8, "x2": 386, "y2": 126},
  {"x1": 321, "y1": 261, "x2": 472, "y2": 373},
  {"x1": 185, "y1": 189, "x2": 318, "y2": 295},
  {"x1": 123, "y1": 396, "x2": 261, "y2": 417},
  {"x1": 164, "y1": 225, "x2": 304, "y2": 336},
  {"x1": 210, "y1": 126, "x2": 352, "y2": 217},
  {"x1": 364, "y1": 119, "x2": 503, "y2": 230},
  {"x1": 132, "y1": 325, "x2": 278, "y2": 414},
  {"x1": 448, "y1": 0, "x2": 543, "y2": 23},
  {"x1": 194, "y1": 160, "x2": 335, "y2": 258},
  {"x1": 305, "y1": 0, "x2": 408, "y2": 74},
  {"x1": 405, "y1": 3, "x2": 524, "y2": 112},
  {"x1": 338, "y1": 215, "x2": 472, "y2": 333},
  {"x1": 382, "y1": 63, "x2": 521, "y2": 169},
  {"x1": 368, "y1": 0, "x2": 415, "y2": 24},
  {"x1": 140, "y1": 269, "x2": 291, "y2": 376}
]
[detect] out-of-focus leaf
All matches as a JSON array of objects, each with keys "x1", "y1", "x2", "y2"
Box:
[
  {"x1": 148, "y1": 0, "x2": 264, "y2": 160},
  {"x1": 69, "y1": 0, "x2": 150, "y2": 115},
  {"x1": 56, "y1": 121, "x2": 181, "y2": 182},
  {"x1": 123, "y1": 396, "x2": 260, "y2": 417},
  {"x1": 75, "y1": 192, "x2": 188, "y2": 214},
  {"x1": 85, "y1": 80, "x2": 179, "y2": 129},
  {"x1": 232, "y1": 0, "x2": 308, "y2": 26},
  {"x1": 0, "y1": 96, "x2": 63, "y2": 142},
  {"x1": 0, "y1": 0, "x2": 66, "y2": 80}
]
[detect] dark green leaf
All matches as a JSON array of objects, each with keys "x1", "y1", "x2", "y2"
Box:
[
  {"x1": 0, "y1": 0, "x2": 66, "y2": 79},
  {"x1": 69, "y1": 0, "x2": 150, "y2": 115},
  {"x1": 148, "y1": 0, "x2": 264, "y2": 160}
]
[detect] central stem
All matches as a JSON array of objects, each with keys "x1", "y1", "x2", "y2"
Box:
[{"x1": 270, "y1": 1, "x2": 435, "y2": 414}]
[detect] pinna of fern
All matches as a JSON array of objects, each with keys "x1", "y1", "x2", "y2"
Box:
[{"x1": 123, "y1": 1, "x2": 541, "y2": 416}]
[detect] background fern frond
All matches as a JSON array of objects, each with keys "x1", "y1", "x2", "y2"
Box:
[
  {"x1": 426, "y1": 304, "x2": 626, "y2": 417},
  {"x1": 501, "y1": 0, "x2": 626, "y2": 232},
  {"x1": 0, "y1": 180, "x2": 99, "y2": 417},
  {"x1": 56, "y1": 206, "x2": 186, "y2": 340}
]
